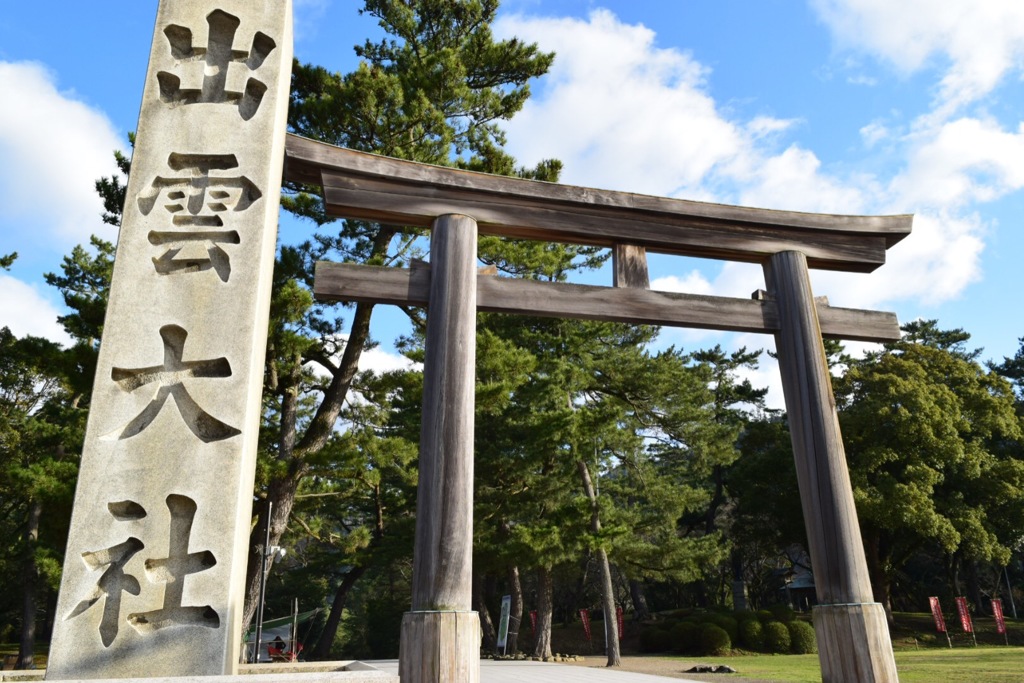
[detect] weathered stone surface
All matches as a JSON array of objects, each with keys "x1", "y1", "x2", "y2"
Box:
[{"x1": 46, "y1": 1, "x2": 292, "y2": 678}]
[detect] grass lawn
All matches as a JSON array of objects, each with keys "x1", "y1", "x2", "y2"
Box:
[
  {"x1": 592, "y1": 610, "x2": 1024, "y2": 682},
  {"x1": 700, "y1": 647, "x2": 1024, "y2": 683}
]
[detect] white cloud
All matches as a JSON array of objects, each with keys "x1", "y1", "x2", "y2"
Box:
[
  {"x1": 0, "y1": 61, "x2": 122, "y2": 250},
  {"x1": 734, "y1": 145, "x2": 873, "y2": 214},
  {"x1": 846, "y1": 74, "x2": 878, "y2": 87},
  {"x1": 495, "y1": 10, "x2": 751, "y2": 197},
  {"x1": 814, "y1": 210, "x2": 985, "y2": 309},
  {"x1": 860, "y1": 121, "x2": 890, "y2": 148},
  {"x1": 0, "y1": 274, "x2": 71, "y2": 346},
  {"x1": 494, "y1": 6, "x2": 1018, "y2": 318},
  {"x1": 890, "y1": 117, "x2": 1024, "y2": 210},
  {"x1": 746, "y1": 115, "x2": 798, "y2": 140},
  {"x1": 810, "y1": 0, "x2": 1024, "y2": 114},
  {"x1": 650, "y1": 271, "x2": 713, "y2": 296},
  {"x1": 358, "y1": 346, "x2": 420, "y2": 375},
  {"x1": 306, "y1": 340, "x2": 419, "y2": 382}
]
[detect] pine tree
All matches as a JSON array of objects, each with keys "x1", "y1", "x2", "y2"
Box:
[{"x1": 243, "y1": 0, "x2": 571, "y2": 637}]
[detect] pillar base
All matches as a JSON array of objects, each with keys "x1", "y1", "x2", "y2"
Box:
[
  {"x1": 813, "y1": 603, "x2": 899, "y2": 683},
  {"x1": 398, "y1": 611, "x2": 480, "y2": 683}
]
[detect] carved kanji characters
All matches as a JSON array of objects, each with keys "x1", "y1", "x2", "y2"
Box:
[
  {"x1": 138, "y1": 153, "x2": 261, "y2": 282},
  {"x1": 64, "y1": 496, "x2": 220, "y2": 647},
  {"x1": 103, "y1": 325, "x2": 240, "y2": 443},
  {"x1": 64, "y1": 502, "x2": 147, "y2": 647},
  {"x1": 128, "y1": 495, "x2": 219, "y2": 633},
  {"x1": 157, "y1": 9, "x2": 277, "y2": 120}
]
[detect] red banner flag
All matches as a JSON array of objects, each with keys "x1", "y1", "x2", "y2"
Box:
[
  {"x1": 993, "y1": 599, "x2": 1007, "y2": 635},
  {"x1": 579, "y1": 609, "x2": 592, "y2": 641},
  {"x1": 616, "y1": 606, "x2": 624, "y2": 639},
  {"x1": 929, "y1": 596, "x2": 947, "y2": 633},
  {"x1": 955, "y1": 596, "x2": 973, "y2": 633},
  {"x1": 530, "y1": 610, "x2": 537, "y2": 634}
]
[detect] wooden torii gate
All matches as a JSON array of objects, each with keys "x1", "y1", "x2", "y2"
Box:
[{"x1": 285, "y1": 134, "x2": 912, "y2": 683}]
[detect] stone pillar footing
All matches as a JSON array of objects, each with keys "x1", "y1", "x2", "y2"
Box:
[
  {"x1": 398, "y1": 611, "x2": 480, "y2": 683},
  {"x1": 813, "y1": 602, "x2": 899, "y2": 683}
]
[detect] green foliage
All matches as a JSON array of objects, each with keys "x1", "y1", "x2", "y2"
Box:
[
  {"x1": 762, "y1": 621, "x2": 791, "y2": 654},
  {"x1": 638, "y1": 626, "x2": 672, "y2": 653},
  {"x1": 697, "y1": 623, "x2": 732, "y2": 656},
  {"x1": 42, "y1": 236, "x2": 115, "y2": 393},
  {"x1": 836, "y1": 321, "x2": 1024, "y2": 611},
  {"x1": 0, "y1": 326, "x2": 85, "y2": 654},
  {"x1": 992, "y1": 336, "x2": 1024, "y2": 406},
  {"x1": 738, "y1": 618, "x2": 764, "y2": 651},
  {"x1": 669, "y1": 621, "x2": 697, "y2": 654},
  {"x1": 786, "y1": 620, "x2": 816, "y2": 654},
  {"x1": 712, "y1": 614, "x2": 739, "y2": 642},
  {"x1": 363, "y1": 593, "x2": 406, "y2": 659},
  {"x1": 257, "y1": 0, "x2": 573, "y2": 647},
  {"x1": 769, "y1": 605, "x2": 796, "y2": 623},
  {"x1": 729, "y1": 418, "x2": 806, "y2": 561},
  {"x1": 94, "y1": 133, "x2": 132, "y2": 227}
]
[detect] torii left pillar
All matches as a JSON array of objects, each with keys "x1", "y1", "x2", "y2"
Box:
[{"x1": 399, "y1": 214, "x2": 481, "y2": 683}]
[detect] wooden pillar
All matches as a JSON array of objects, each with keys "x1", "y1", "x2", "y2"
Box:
[
  {"x1": 765, "y1": 251, "x2": 899, "y2": 683},
  {"x1": 399, "y1": 214, "x2": 481, "y2": 683},
  {"x1": 612, "y1": 243, "x2": 650, "y2": 289}
]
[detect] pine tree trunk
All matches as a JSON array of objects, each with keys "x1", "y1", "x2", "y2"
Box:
[
  {"x1": 16, "y1": 499, "x2": 42, "y2": 670},
  {"x1": 595, "y1": 549, "x2": 620, "y2": 666},
  {"x1": 863, "y1": 532, "x2": 894, "y2": 625},
  {"x1": 311, "y1": 566, "x2": 367, "y2": 660},
  {"x1": 241, "y1": 477, "x2": 300, "y2": 631},
  {"x1": 507, "y1": 565, "x2": 524, "y2": 655},
  {"x1": 242, "y1": 296, "x2": 382, "y2": 633},
  {"x1": 474, "y1": 571, "x2": 498, "y2": 653},
  {"x1": 576, "y1": 459, "x2": 620, "y2": 666},
  {"x1": 533, "y1": 566, "x2": 553, "y2": 660},
  {"x1": 629, "y1": 579, "x2": 650, "y2": 622}
]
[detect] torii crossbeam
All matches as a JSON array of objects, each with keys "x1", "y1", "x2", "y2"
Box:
[{"x1": 287, "y1": 133, "x2": 911, "y2": 683}]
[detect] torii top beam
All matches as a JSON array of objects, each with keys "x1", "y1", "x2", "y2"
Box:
[{"x1": 284, "y1": 134, "x2": 911, "y2": 274}]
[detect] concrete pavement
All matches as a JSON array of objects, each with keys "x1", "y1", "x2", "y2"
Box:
[{"x1": 368, "y1": 660, "x2": 703, "y2": 683}]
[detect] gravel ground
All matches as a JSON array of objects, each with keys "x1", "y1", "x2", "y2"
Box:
[{"x1": 560, "y1": 655, "x2": 776, "y2": 682}]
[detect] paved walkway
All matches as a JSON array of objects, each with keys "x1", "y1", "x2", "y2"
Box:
[{"x1": 368, "y1": 660, "x2": 702, "y2": 682}]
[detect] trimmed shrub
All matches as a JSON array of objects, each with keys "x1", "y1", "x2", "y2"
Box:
[
  {"x1": 787, "y1": 620, "x2": 817, "y2": 654},
  {"x1": 712, "y1": 615, "x2": 739, "y2": 642},
  {"x1": 756, "y1": 609, "x2": 773, "y2": 623},
  {"x1": 763, "y1": 621, "x2": 792, "y2": 654},
  {"x1": 770, "y1": 604, "x2": 797, "y2": 623},
  {"x1": 698, "y1": 623, "x2": 732, "y2": 656},
  {"x1": 639, "y1": 627, "x2": 672, "y2": 653},
  {"x1": 670, "y1": 621, "x2": 699, "y2": 654},
  {"x1": 738, "y1": 618, "x2": 764, "y2": 651},
  {"x1": 638, "y1": 626, "x2": 671, "y2": 655}
]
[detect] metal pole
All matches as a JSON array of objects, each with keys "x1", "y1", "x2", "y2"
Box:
[
  {"x1": 291, "y1": 598, "x2": 299, "y2": 656},
  {"x1": 1006, "y1": 566, "x2": 1018, "y2": 619},
  {"x1": 253, "y1": 501, "x2": 272, "y2": 663}
]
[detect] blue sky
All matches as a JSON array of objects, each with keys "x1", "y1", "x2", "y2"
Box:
[{"x1": 2, "y1": 1, "x2": 1024, "y2": 405}]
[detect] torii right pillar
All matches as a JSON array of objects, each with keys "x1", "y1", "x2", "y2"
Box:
[{"x1": 765, "y1": 251, "x2": 899, "y2": 683}]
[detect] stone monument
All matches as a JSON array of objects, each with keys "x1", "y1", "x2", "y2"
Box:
[{"x1": 46, "y1": 1, "x2": 292, "y2": 677}]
